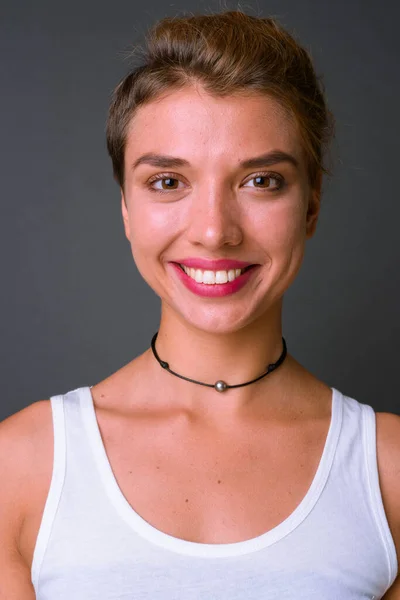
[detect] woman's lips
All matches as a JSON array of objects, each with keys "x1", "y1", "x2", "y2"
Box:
[{"x1": 170, "y1": 262, "x2": 259, "y2": 298}]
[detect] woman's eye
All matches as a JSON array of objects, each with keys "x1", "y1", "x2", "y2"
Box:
[
  {"x1": 243, "y1": 173, "x2": 283, "y2": 191},
  {"x1": 147, "y1": 175, "x2": 184, "y2": 193}
]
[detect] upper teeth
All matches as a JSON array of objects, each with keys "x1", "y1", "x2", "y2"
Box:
[{"x1": 180, "y1": 265, "x2": 243, "y2": 284}]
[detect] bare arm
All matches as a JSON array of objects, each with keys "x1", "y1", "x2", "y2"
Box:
[
  {"x1": 382, "y1": 575, "x2": 400, "y2": 599},
  {"x1": 377, "y1": 412, "x2": 400, "y2": 599},
  {"x1": 0, "y1": 401, "x2": 52, "y2": 599},
  {"x1": 0, "y1": 550, "x2": 36, "y2": 599}
]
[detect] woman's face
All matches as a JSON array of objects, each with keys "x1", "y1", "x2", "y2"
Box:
[{"x1": 121, "y1": 85, "x2": 320, "y2": 334}]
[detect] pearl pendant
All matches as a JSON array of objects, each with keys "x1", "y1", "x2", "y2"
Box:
[{"x1": 214, "y1": 380, "x2": 228, "y2": 392}]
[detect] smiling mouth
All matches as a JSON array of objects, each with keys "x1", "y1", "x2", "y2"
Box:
[{"x1": 176, "y1": 263, "x2": 256, "y2": 284}]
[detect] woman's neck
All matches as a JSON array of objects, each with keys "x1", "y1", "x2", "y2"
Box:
[{"x1": 146, "y1": 306, "x2": 290, "y2": 420}]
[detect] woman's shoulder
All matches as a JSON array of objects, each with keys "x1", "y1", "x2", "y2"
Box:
[
  {"x1": 0, "y1": 399, "x2": 53, "y2": 474},
  {"x1": 0, "y1": 399, "x2": 53, "y2": 526},
  {"x1": 0, "y1": 399, "x2": 54, "y2": 569}
]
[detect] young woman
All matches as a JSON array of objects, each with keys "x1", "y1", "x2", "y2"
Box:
[{"x1": 1, "y1": 10, "x2": 399, "y2": 599}]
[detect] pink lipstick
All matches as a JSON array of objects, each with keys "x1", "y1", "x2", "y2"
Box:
[
  {"x1": 169, "y1": 259, "x2": 259, "y2": 298},
  {"x1": 175, "y1": 258, "x2": 253, "y2": 270}
]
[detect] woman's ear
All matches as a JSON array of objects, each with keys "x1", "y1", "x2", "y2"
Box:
[
  {"x1": 121, "y1": 191, "x2": 131, "y2": 241},
  {"x1": 306, "y1": 172, "x2": 322, "y2": 239}
]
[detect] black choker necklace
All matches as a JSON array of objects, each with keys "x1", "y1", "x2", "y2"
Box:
[{"x1": 150, "y1": 331, "x2": 287, "y2": 392}]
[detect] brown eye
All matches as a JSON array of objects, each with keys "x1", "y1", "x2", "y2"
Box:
[
  {"x1": 160, "y1": 177, "x2": 179, "y2": 190},
  {"x1": 147, "y1": 174, "x2": 186, "y2": 193},
  {"x1": 254, "y1": 175, "x2": 270, "y2": 187},
  {"x1": 244, "y1": 173, "x2": 283, "y2": 191}
]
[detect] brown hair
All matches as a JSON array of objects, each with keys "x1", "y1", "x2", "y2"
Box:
[{"x1": 106, "y1": 10, "x2": 334, "y2": 191}]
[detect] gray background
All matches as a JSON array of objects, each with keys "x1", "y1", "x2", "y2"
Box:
[{"x1": 1, "y1": 0, "x2": 399, "y2": 421}]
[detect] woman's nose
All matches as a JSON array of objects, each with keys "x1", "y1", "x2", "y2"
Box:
[{"x1": 185, "y1": 186, "x2": 243, "y2": 250}]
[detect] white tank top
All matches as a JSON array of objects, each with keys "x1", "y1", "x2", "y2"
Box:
[{"x1": 31, "y1": 386, "x2": 398, "y2": 599}]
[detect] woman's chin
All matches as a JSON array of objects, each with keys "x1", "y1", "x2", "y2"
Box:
[{"x1": 166, "y1": 304, "x2": 266, "y2": 336}]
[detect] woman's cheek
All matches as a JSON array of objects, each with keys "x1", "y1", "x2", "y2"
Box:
[
  {"x1": 128, "y1": 206, "x2": 178, "y2": 284},
  {"x1": 133, "y1": 203, "x2": 182, "y2": 245},
  {"x1": 255, "y1": 200, "x2": 306, "y2": 251}
]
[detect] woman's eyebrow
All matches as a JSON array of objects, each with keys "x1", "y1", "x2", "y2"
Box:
[{"x1": 131, "y1": 150, "x2": 299, "y2": 171}]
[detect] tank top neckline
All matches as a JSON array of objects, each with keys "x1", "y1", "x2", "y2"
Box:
[{"x1": 79, "y1": 385, "x2": 343, "y2": 557}]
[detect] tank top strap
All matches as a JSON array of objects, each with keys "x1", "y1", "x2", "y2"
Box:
[
  {"x1": 31, "y1": 393, "x2": 66, "y2": 589},
  {"x1": 31, "y1": 386, "x2": 94, "y2": 590}
]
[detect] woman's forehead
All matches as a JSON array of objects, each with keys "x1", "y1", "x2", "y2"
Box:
[{"x1": 125, "y1": 86, "x2": 301, "y2": 161}]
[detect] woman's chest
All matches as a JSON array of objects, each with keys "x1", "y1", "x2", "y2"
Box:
[{"x1": 94, "y1": 414, "x2": 329, "y2": 544}]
